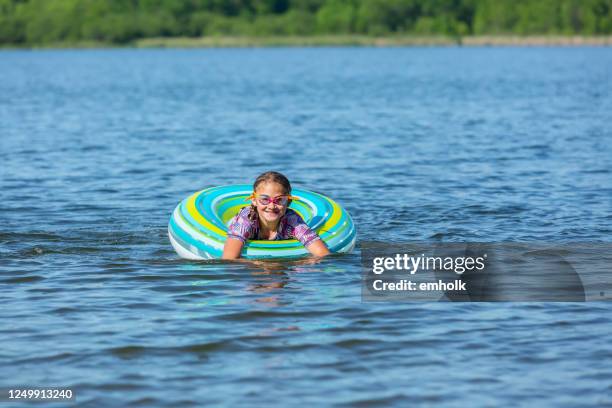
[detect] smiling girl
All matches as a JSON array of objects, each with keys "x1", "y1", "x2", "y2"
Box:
[{"x1": 222, "y1": 171, "x2": 330, "y2": 259}]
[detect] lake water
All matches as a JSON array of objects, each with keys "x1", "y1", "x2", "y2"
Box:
[{"x1": 1, "y1": 47, "x2": 611, "y2": 407}]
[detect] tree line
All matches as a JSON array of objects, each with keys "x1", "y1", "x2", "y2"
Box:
[{"x1": 1, "y1": 0, "x2": 611, "y2": 45}]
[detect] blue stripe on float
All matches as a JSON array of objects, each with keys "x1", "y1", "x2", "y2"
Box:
[{"x1": 327, "y1": 224, "x2": 357, "y2": 253}]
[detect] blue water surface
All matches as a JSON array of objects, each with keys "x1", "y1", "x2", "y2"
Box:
[{"x1": 1, "y1": 47, "x2": 611, "y2": 407}]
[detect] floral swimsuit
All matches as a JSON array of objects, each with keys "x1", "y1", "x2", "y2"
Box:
[{"x1": 227, "y1": 207, "x2": 321, "y2": 247}]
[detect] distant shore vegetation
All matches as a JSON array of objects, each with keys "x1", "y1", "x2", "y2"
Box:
[{"x1": 1, "y1": 0, "x2": 611, "y2": 47}]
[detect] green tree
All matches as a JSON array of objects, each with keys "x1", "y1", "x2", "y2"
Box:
[
  {"x1": 316, "y1": 0, "x2": 355, "y2": 33},
  {"x1": 1, "y1": 0, "x2": 612, "y2": 46}
]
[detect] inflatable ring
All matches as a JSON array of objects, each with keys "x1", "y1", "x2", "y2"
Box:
[{"x1": 168, "y1": 184, "x2": 356, "y2": 260}]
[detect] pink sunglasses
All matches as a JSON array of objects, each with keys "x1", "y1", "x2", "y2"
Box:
[{"x1": 246, "y1": 193, "x2": 296, "y2": 206}]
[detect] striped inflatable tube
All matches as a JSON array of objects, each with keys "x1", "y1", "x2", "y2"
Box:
[{"x1": 168, "y1": 184, "x2": 356, "y2": 260}]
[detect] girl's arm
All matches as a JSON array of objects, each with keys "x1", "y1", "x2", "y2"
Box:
[
  {"x1": 222, "y1": 237, "x2": 245, "y2": 259},
  {"x1": 287, "y1": 210, "x2": 331, "y2": 258},
  {"x1": 224, "y1": 208, "x2": 252, "y2": 260},
  {"x1": 306, "y1": 239, "x2": 330, "y2": 257}
]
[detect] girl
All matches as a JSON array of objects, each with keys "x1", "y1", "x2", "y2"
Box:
[{"x1": 222, "y1": 171, "x2": 330, "y2": 259}]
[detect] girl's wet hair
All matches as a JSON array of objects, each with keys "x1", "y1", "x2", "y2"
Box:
[
  {"x1": 253, "y1": 171, "x2": 291, "y2": 194},
  {"x1": 248, "y1": 171, "x2": 292, "y2": 221}
]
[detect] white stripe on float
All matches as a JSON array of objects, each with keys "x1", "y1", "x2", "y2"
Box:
[
  {"x1": 168, "y1": 231, "x2": 205, "y2": 260},
  {"x1": 172, "y1": 206, "x2": 225, "y2": 251}
]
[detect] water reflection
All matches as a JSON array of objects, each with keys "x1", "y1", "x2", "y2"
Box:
[
  {"x1": 178, "y1": 257, "x2": 326, "y2": 309},
  {"x1": 243, "y1": 258, "x2": 325, "y2": 305}
]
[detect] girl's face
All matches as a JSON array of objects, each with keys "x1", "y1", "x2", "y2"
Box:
[{"x1": 252, "y1": 181, "x2": 290, "y2": 225}]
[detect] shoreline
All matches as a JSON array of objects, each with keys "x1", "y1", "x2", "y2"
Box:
[{"x1": 2, "y1": 35, "x2": 612, "y2": 50}]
